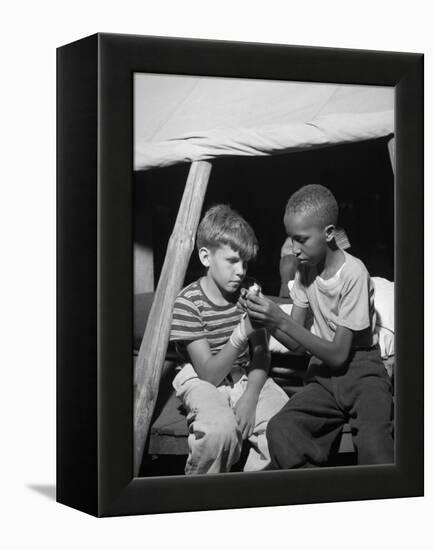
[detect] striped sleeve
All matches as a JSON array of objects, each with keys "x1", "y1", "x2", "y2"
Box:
[{"x1": 170, "y1": 294, "x2": 207, "y2": 343}]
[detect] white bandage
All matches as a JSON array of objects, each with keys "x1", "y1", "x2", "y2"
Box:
[
  {"x1": 247, "y1": 282, "x2": 261, "y2": 296},
  {"x1": 240, "y1": 281, "x2": 261, "y2": 302},
  {"x1": 230, "y1": 314, "x2": 248, "y2": 350}
]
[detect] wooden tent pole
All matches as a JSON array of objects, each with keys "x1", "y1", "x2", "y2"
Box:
[{"x1": 134, "y1": 160, "x2": 212, "y2": 475}]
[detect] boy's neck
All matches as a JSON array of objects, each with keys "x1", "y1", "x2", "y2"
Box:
[
  {"x1": 201, "y1": 274, "x2": 234, "y2": 306},
  {"x1": 317, "y1": 247, "x2": 345, "y2": 280}
]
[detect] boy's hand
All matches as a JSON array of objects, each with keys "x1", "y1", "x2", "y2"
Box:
[
  {"x1": 243, "y1": 313, "x2": 254, "y2": 337},
  {"x1": 237, "y1": 290, "x2": 248, "y2": 313},
  {"x1": 247, "y1": 293, "x2": 286, "y2": 330},
  {"x1": 237, "y1": 281, "x2": 261, "y2": 312},
  {"x1": 234, "y1": 392, "x2": 257, "y2": 440},
  {"x1": 238, "y1": 284, "x2": 265, "y2": 331}
]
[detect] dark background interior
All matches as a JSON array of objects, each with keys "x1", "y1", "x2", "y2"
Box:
[{"x1": 134, "y1": 136, "x2": 394, "y2": 296}]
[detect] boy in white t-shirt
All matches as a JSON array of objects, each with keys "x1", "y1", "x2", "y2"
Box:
[{"x1": 246, "y1": 184, "x2": 394, "y2": 467}]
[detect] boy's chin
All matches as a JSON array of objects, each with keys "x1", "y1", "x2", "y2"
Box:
[
  {"x1": 225, "y1": 281, "x2": 241, "y2": 292},
  {"x1": 300, "y1": 257, "x2": 318, "y2": 267},
  {"x1": 218, "y1": 280, "x2": 242, "y2": 295}
]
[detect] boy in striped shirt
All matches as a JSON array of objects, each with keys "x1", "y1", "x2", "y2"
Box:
[{"x1": 170, "y1": 205, "x2": 288, "y2": 475}]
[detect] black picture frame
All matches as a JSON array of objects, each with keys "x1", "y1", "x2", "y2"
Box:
[{"x1": 57, "y1": 32, "x2": 424, "y2": 517}]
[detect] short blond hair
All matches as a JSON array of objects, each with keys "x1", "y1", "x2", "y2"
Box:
[{"x1": 197, "y1": 204, "x2": 258, "y2": 261}]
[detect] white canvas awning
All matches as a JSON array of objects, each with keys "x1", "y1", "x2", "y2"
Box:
[{"x1": 134, "y1": 75, "x2": 394, "y2": 170}]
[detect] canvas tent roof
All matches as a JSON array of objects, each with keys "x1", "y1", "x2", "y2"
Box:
[{"x1": 134, "y1": 75, "x2": 394, "y2": 171}]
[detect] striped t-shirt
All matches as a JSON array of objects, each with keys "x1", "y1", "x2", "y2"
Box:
[{"x1": 170, "y1": 279, "x2": 249, "y2": 368}]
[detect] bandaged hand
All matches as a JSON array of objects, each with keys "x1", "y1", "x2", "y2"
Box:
[{"x1": 230, "y1": 314, "x2": 253, "y2": 350}]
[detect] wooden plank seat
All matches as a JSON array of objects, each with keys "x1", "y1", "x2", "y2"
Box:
[{"x1": 148, "y1": 391, "x2": 188, "y2": 455}]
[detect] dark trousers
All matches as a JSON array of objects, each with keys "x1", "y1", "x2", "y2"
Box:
[{"x1": 266, "y1": 348, "x2": 394, "y2": 468}]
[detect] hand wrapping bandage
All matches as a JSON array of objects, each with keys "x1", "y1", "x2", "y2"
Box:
[
  {"x1": 240, "y1": 281, "x2": 261, "y2": 301},
  {"x1": 230, "y1": 314, "x2": 249, "y2": 350}
]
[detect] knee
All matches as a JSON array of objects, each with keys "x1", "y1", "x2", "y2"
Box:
[
  {"x1": 266, "y1": 410, "x2": 309, "y2": 469},
  {"x1": 266, "y1": 410, "x2": 294, "y2": 445},
  {"x1": 205, "y1": 414, "x2": 241, "y2": 452},
  {"x1": 352, "y1": 420, "x2": 394, "y2": 465},
  {"x1": 353, "y1": 419, "x2": 394, "y2": 439},
  {"x1": 266, "y1": 414, "x2": 280, "y2": 441}
]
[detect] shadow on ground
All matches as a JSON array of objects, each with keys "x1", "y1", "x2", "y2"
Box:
[{"x1": 27, "y1": 484, "x2": 56, "y2": 501}]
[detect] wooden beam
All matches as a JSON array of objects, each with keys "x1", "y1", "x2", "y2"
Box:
[{"x1": 134, "y1": 160, "x2": 212, "y2": 474}]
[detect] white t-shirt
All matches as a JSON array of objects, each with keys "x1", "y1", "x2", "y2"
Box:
[{"x1": 290, "y1": 251, "x2": 378, "y2": 349}]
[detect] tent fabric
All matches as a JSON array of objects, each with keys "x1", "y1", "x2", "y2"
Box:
[
  {"x1": 135, "y1": 111, "x2": 393, "y2": 170},
  {"x1": 134, "y1": 75, "x2": 394, "y2": 171}
]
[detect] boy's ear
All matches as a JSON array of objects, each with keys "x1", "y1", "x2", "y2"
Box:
[
  {"x1": 324, "y1": 224, "x2": 336, "y2": 243},
  {"x1": 198, "y1": 247, "x2": 211, "y2": 267}
]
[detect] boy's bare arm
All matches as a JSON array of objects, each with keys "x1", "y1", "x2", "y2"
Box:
[
  {"x1": 247, "y1": 294, "x2": 353, "y2": 369},
  {"x1": 234, "y1": 328, "x2": 270, "y2": 439},
  {"x1": 271, "y1": 304, "x2": 308, "y2": 353},
  {"x1": 186, "y1": 315, "x2": 256, "y2": 386},
  {"x1": 277, "y1": 317, "x2": 353, "y2": 369},
  {"x1": 279, "y1": 255, "x2": 298, "y2": 298},
  {"x1": 245, "y1": 328, "x2": 270, "y2": 396},
  {"x1": 186, "y1": 337, "x2": 243, "y2": 386}
]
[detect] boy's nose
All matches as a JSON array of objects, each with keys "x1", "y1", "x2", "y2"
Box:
[
  {"x1": 292, "y1": 244, "x2": 301, "y2": 256},
  {"x1": 235, "y1": 262, "x2": 246, "y2": 277}
]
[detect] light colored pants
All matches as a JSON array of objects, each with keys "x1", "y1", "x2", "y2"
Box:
[{"x1": 173, "y1": 364, "x2": 289, "y2": 475}]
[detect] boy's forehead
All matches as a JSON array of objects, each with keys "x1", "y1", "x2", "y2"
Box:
[
  {"x1": 214, "y1": 243, "x2": 241, "y2": 257},
  {"x1": 284, "y1": 211, "x2": 320, "y2": 234}
]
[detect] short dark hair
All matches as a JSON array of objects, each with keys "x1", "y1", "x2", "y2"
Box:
[
  {"x1": 285, "y1": 184, "x2": 338, "y2": 227},
  {"x1": 197, "y1": 204, "x2": 258, "y2": 261}
]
